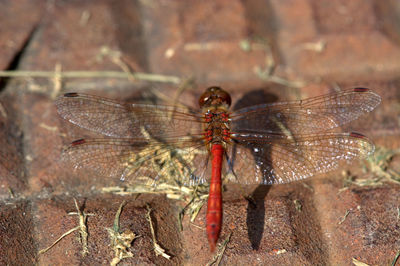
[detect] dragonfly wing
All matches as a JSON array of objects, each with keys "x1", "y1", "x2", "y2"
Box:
[
  {"x1": 224, "y1": 132, "x2": 374, "y2": 185},
  {"x1": 55, "y1": 93, "x2": 204, "y2": 139},
  {"x1": 61, "y1": 138, "x2": 211, "y2": 186},
  {"x1": 231, "y1": 88, "x2": 381, "y2": 135}
]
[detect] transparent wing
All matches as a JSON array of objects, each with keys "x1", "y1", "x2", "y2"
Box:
[
  {"x1": 224, "y1": 132, "x2": 374, "y2": 185},
  {"x1": 55, "y1": 93, "x2": 204, "y2": 139},
  {"x1": 57, "y1": 89, "x2": 379, "y2": 186},
  {"x1": 231, "y1": 88, "x2": 381, "y2": 134},
  {"x1": 62, "y1": 137, "x2": 211, "y2": 186}
]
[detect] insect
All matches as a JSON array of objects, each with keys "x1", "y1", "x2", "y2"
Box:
[{"x1": 56, "y1": 86, "x2": 381, "y2": 252}]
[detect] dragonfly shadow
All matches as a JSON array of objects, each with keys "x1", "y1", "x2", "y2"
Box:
[
  {"x1": 232, "y1": 89, "x2": 279, "y2": 250},
  {"x1": 245, "y1": 185, "x2": 271, "y2": 250}
]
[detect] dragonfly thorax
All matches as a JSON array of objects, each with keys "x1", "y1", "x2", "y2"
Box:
[{"x1": 203, "y1": 110, "x2": 231, "y2": 145}]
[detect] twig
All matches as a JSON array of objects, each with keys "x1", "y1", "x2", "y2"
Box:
[
  {"x1": 38, "y1": 226, "x2": 81, "y2": 255},
  {"x1": 178, "y1": 197, "x2": 196, "y2": 231},
  {"x1": 38, "y1": 198, "x2": 94, "y2": 256},
  {"x1": 145, "y1": 205, "x2": 171, "y2": 260},
  {"x1": 39, "y1": 123, "x2": 58, "y2": 132},
  {"x1": 243, "y1": 37, "x2": 305, "y2": 88},
  {"x1": 178, "y1": 185, "x2": 208, "y2": 231},
  {"x1": 0, "y1": 102, "x2": 7, "y2": 118},
  {"x1": 338, "y1": 210, "x2": 351, "y2": 225},
  {"x1": 8, "y1": 187, "x2": 14, "y2": 198},
  {"x1": 392, "y1": 249, "x2": 400, "y2": 266},
  {"x1": 293, "y1": 199, "x2": 302, "y2": 212},
  {"x1": 79, "y1": 10, "x2": 91, "y2": 26},
  {"x1": 206, "y1": 233, "x2": 231, "y2": 266},
  {"x1": 0, "y1": 70, "x2": 181, "y2": 84},
  {"x1": 98, "y1": 46, "x2": 141, "y2": 82},
  {"x1": 67, "y1": 198, "x2": 94, "y2": 256},
  {"x1": 106, "y1": 201, "x2": 138, "y2": 266},
  {"x1": 300, "y1": 40, "x2": 326, "y2": 52},
  {"x1": 397, "y1": 206, "x2": 400, "y2": 220},
  {"x1": 150, "y1": 76, "x2": 196, "y2": 118},
  {"x1": 113, "y1": 200, "x2": 126, "y2": 232},
  {"x1": 52, "y1": 63, "x2": 62, "y2": 99},
  {"x1": 352, "y1": 257, "x2": 370, "y2": 266}
]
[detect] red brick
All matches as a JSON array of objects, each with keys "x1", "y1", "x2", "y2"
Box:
[
  {"x1": 270, "y1": 0, "x2": 400, "y2": 82},
  {"x1": 19, "y1": 92, "x2": 64, "y2": 193},
  {"x1": 14, "y1": 0, "x2": 152, "y2": 193},
  {"x1": 0, "y1": 92, "x2": 25, "y2": 198},
  {"x1": 376, "y1": 0, "x2": 400, "y2": 44},
  {"x1": 21, "y1": 1, "x2": 120, "y2": 72},
  {"x1": 312, "y1": 0, "x2": 377, "y2": 33},
  {"x1": 1, "y1": 0, "x2": 399, "y2": 264},
  {"x1": 35, "y1": 195, "x2": 180, "y2": 265},
  {"x1": 0, "y1": 0, "x2": 43, "y2": 70},
  {"x1": 0, "y1": 201, "x2": 36, "y2": 265},
  {"x1": 335, "y1": 81, "x2": 400, "y2": 138},
  {"x1": 314, "y1": 182, "x2": 400, "y2": 265},
  {"x1": 21, "y1": 89, "x2": 148, "y2": 194},
  {"x1": 181, "y1": 183, "x2": 327, "y2": 264},
  {"x1": 142, "y1": 0, "x2": 268, "y2": 85}
]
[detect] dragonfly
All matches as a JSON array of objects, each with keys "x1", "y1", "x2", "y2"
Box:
[{"x1": 56, "y1": 86, "x2": 381, "y2": 252}]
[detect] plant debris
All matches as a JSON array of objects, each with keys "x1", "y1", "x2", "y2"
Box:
[
  {"x1": 102, "y1": 123, "x2": 210, "y2": 229},
  {"x1": 106, "y1": 201, "x2": 138, "y2": 266},
  {"x1": 338, "y1": 210, "x2": 351, "y2": 225},
  {"x1": 38, "y1": 198, "x2": 94, "y2": 256},
  {"x1": 0, "y1": 70, "x2": 181, "y2": 84},
  {"x1": 206, "y1": 233, "x2": 231, "y2": 266},
  {"x1": 239, "y1": 38, "x2": 305, "y2": 88},
  {"x1": 343, "y1": 146, "x2": 400, "y2": 187},
  {"x1": 352, "y1": 257, "x2": 370, "y2": 266},
  {"x1": 293, "y1": 199, "x2": 302, "y2": 212},
  {"x1": 392, "y1": 249, "x2": 400, "y2": 266},
  {"x1": 145, "y1": 205, "x2": 171, "y2": 260}
]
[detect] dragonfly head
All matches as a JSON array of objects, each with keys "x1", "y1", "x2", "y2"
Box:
[{"x1": 199, "y1": 86, "x2": 232, "y2": 110}]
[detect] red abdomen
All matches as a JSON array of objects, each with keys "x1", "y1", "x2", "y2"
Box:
[{"x1": 206, "y1": 143, "x2": 224, "y2": 252}]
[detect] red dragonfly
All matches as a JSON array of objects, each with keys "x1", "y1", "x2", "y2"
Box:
[{"x1": 56, "y1": 86, "x2": 380, "y2": 252}]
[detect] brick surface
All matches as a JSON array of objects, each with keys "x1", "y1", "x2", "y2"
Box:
[
  {"x1": 0, "y1": 0, "x2": 43, "y2": 70},
  {"x1": 0, "y1": 201, "x2": 36, "y2": 265},
  {"x1": 314, "y1": 182, "x2": 400, "y2": 265},
  {"x1": 1, "y1": 0, "x2": 399, "y2": 265},
  {"x1": 142, "y1": 0, "x2": 269, "y2": 85},
  {"x1": 271, "y1": 0, "x2": 400, "y2": 82},
  {"x1": 181, "y1": 183, "x2": 327, "y2": 264},
  {"x1": 20, "y1": 1, "x2": 119, "y2": 71},
  {"x1": 0, "y1": 92, "x2": 25, "y2": 198},
  {"x1": 35, "y1": 195, "x2": 180, "y2": 265}
]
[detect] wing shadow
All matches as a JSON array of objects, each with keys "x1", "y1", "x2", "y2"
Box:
[{"x1": 232, "y1": 88, "x2": 282, "y2": 250}]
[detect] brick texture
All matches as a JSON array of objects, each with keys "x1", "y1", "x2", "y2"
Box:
[{"x1": 1, "y1": 0, "x2": 399, "y2": 265}]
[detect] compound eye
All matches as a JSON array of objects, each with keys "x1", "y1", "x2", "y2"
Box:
[
  {"x1": 199, "y1": 86, "x2": 232, "y2": 108},
  {"x1": 218, "y1": 90, "x2": 232, "y2": 107},
  {"x1": 199, "y1": 91, "x2": 211, "y2": 108}
]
